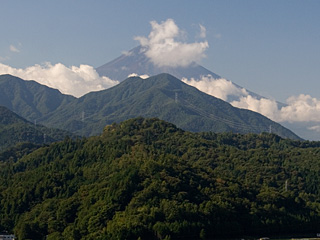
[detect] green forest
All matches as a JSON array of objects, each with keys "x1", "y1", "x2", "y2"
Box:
[{"x1": 0, "y1": 117, "x2": 319, "y2": 240}]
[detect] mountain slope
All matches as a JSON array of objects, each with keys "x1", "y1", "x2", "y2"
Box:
[
  {"x1": 41, "y1": 73, "x2": 300, "y2": 140},
  {"x1": 0, "y1": 74, "x2": 76, "y2": 122},
  {"x1": 96, "y1": 46, "x2": 319, "y2": 141},
  {"x1": 0, "y1": 106, "x2": 74, "y2": 151},
  {"x1": 0, "y1": 118, "x2": 319, "y2": 239},
  {"x1": 96, "y1": 46, "x2": 221, "y2": 81}
]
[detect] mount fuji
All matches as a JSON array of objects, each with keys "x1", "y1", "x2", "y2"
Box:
[
  {"x1": 96, "y1": 46, "x2": 317, "y2": 140},
  {"x1": 96, "y1": 46, "x2": 261, "y2": 103}
]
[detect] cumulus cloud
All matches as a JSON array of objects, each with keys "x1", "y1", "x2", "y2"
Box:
[
  {"x1": 182, "y1": 75, "x2": 248, "y2": 101},
  {"x1": 9, "y1": 44, "x2": 20, "y2": 53},
  {"x1": 0, "y1": 62, "x2": 119, "y2": 97},
  {"x1": 231, "y1": 95, "x2": 281, "y2": 122},
  {"x1": 135, "y1": 19, "x2": 209, "y2": 68},
  {"x1": 230, "y1": 93, "x2": 320, "y2": 123},
  {"x1": 182, "y1": 75, "x2": 320, "y2": 123},
  {"x1": 128, "y1": 73, "x2": 149, "y2": 79},
  {"x1": 279, "y1": 94, "x2": 320, "y2": 122}
]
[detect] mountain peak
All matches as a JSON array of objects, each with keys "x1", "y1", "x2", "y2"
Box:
[
  {"x1": 0, "y1": 74, "x2": 76, "y2": 122},
  {"x1": 96, "y1": 46, "x2": 221, "y2": 81},
  {"x1": 40, "y1": 73, "x2": 300, "y2": 140}
]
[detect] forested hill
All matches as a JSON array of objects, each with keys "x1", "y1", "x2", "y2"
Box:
[
  {"x1": 0, "y1": 74, "x2": 75, "y2": 121},
  {"x1": 41, "y1": 73, "x2": 300, "y2": 140},
  {"x1": 0, "y1": 73, "x2": 300, "y2": 140},
  {"x1": 0, "y1": 106, "x2": 74, "y2": 151},
  {"x1": 0, "y1": 117, "x2": 319, "y2": 240}
]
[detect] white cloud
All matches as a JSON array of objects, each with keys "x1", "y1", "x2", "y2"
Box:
[
  {"x1": 182, "y1": 75, "x2": 320, "y2": 124},
  {"x1": 0, "y1": 62, "x2": 119, "y2": 97},
  {"x1": 231, "y1": 95, "x2": 280, "y2": 121},
  {"x1": 182, "y1": 75, "x2": 248, "y2": 101},
  {"x1": 128, "y1": 73, "x2": 149, "y2": 79},
  {"x1": 9, "y1": 44, "x2": 20, "y2": 53},
  {"x1": 135, "y1": 19, "x2": 209, "y2": 68},
  {"x1": 232, "y1": 94, "x2": 320, "y2": 123},
  {"x1": 279, "y1": 94, "x2": 320, "y2": 122}
]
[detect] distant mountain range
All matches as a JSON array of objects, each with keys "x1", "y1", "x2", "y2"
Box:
[
  {"x1": 0, "y1": 105, "x2": 73, "y2": 151},
  {"x1": 0, "y1": 74, "x2": 300, "y2": 140},
  {"x1": 0, "y1": 74, "x2": 75, "y2": 122},
  {"x1": 96, "y1": 46, "x2": 317, "y2": 140}
]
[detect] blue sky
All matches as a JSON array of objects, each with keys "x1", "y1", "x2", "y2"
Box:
[{"x1": 1, "y1": 0, "x2": 320, "y2": 102}]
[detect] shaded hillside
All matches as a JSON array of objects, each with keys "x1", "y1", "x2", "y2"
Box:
[
  {"x1": 41, "y1": 73, "x2": 300, "y2": 140},
  {"x1": 0, "y1": 106, "x2": 74, "y2": 151},
  {"x1": 0, "y1": 74, "x2": 75, "y2": 122},
  {"x1": 0, "y1": 118, "x2": 319, "y2": 239}
]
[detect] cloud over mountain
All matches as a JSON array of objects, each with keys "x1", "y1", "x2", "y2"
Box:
[
  {"x1": 182, "y1": 75, "x2": 248, "y2": 102},
  {"x1": 135, "y1": 19, "x2": 209, "y2": 68},
  {"x1": 127, "y1": 73, "x2": 149, "y2": 79},
  {"x1": 183, "y1": 75, "x2": 320, "y2": 124},
  {"x1": 0, "y1": 62, "x2": 118, "y2": 97}
]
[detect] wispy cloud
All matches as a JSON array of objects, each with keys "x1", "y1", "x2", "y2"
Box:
[
  {"x1": 0, "y1": 56, "x2": 10, "y2": 62},
  {"x1": 9, "y1": 44, "x2": 20, "y2": 53},
  {"x1": 199, "y1": 24, "x2": 206, "y2": 38},
  {"x1": 135, "y1": 19, "x2": 209, "y2": 68},
  {"x1": 122, "y1": 50, "x2": 133, "y2": 56},
  {"x1": 183, "y1": 75, "x2": 320, "y2": 123},
  {"x1": 0, "y1": 62, "x2": 119, "y2": 97},
  {"x1": 214, "y1": 33, "x2": 222, "y2": 39},
  {"x1": 308, "y1": 125, "x2": 320, "y2": 133}
]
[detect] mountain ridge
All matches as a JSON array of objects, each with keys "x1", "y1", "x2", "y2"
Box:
[
  {"x1": 0, "y1": 74, "x2": 76, "y2": 122},
  {"x1": 96, "y1": 46, "x2": 319, "y2": 140},
  {"x1": 40, "y1": 73, "x2": 300, "y2": 139},
  {"x1": 0, "y1": 73, "x2": 300, "y2": 140},
  {"x1": 96, "y1": 45, "x2": 263, "y2": 102},
  {"x1": 0, "y1": 105, "x2": 74, "y2": 151}
]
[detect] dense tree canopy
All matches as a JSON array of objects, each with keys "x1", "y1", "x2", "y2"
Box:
[{"x1": 0, "y1": 117, "x2": 319, "y2": 240}]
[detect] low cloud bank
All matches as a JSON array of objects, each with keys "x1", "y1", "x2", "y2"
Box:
[
  {"x1": 135, "y1": 19, "x2": 208, "y2": 68},
  {"x1": 182, "y1": 75, "x2": 248, "y2": 102},
  {"x1": 183, "y1": 75, "x2": 320, "y2": 123},
  {"x1": 0, "y1": 62, "x2": 119, "y2": 97}
]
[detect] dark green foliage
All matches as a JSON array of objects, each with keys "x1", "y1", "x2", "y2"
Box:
[
  {"x1": 0, "y1": 74, "x2": 75, "y2": 121},
  {"x1": 0, "y1": 117, "x2": 318, "y2": 239},
  {"x1": 45, "y1": 74, "x2": 300, "y2": 140},
  {"x1": 0, "y1": 106, "x2": 75, "y2": 151}
]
